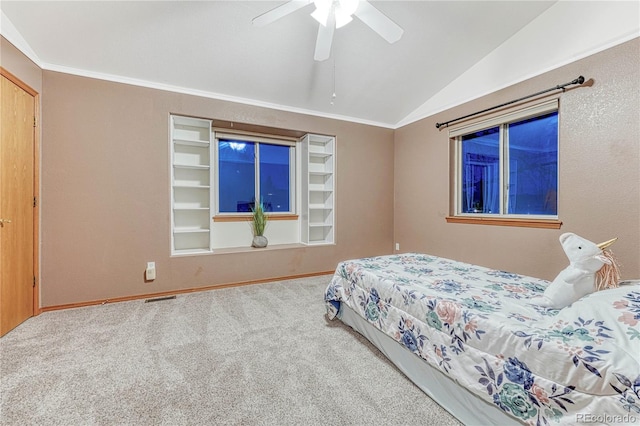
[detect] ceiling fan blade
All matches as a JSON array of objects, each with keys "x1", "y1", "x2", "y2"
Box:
[
  {"x1": 252, "y1": 0, "x2": 311, "y2": 27},
  {"x1": 314, "y1": 14, "x2": 336, "y2": 61},
  {"x1": 353, "y1": 1, "x2": 403, "y2": 44}
]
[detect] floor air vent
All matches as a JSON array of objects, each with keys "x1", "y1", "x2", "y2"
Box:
[{"x1": 144, "y1": 295, "x2": 177, "y2": 303}]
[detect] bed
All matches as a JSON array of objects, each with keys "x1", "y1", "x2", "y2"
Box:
[{"x1": 324, "y1": 253, "x2": 640, "y2": 425}]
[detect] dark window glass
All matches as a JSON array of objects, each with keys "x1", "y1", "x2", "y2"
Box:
[
  {"x1": 259, "y1": 144, "x2": 290, "y2": 212},
  {"x1": 218, "y1": 140, "x2": 255, "y2": 213},
  {"x1": 461, "y1": 127, "x2": 500, "y2": 214},
  {"x1": 218, "y1": 140, "x2": 291, "y2": 213},
  {"x1": 507, "y1": 112, "x2": 558, "y2": 215}
]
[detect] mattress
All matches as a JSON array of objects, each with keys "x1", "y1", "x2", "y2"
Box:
[{"x1": 324, "y1": 253, "x2": 640, "y2": 425}]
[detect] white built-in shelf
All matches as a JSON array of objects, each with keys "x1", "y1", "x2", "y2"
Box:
[
  {"x1": 174, "y1": 207, "x2": 209, "y2": 211},
  {"x1": 174, "y1": 164, "x2": 210, "y2": 170},
  {"x1": 308, "y1": 151, "x2": 332, "y2": 158},
  {"x1": 309, "y1": 222, "x2": 332, "y2": 228},
  {"x1": 174, "y1": 227, "x2": 210, "y2": 234},
  {"x1": 172, "y1": 248, "x2": 211, "y2": 256},
  {"x1": 172, "y1": 184, "x2": 211, "y2": 189},
  {"x1": 300, "y1": 134, "x2": 335, "y2": 245},
  {"x1": 170, "y1": 115, "x2": 213, "y2": 255},
  {"x1": 173, "y1": 139, "x2": 210, "y2": 147}
]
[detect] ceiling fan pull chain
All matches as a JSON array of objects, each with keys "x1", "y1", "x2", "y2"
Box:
[{"x1": 331, "y1": 54, "x2": 337, "y2": 105}]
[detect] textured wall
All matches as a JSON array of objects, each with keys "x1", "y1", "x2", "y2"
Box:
[
  {"x1": 40, "y1": 73, "x2": 395, "y2": 307},
  {"x1": 394, "y1": 38, "x2": 640, "y2": 281},
  {"x1": 6, "y1": 35, "x2": 639, "y2": 307}
]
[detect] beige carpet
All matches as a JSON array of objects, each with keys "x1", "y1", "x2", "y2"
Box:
[{"x1": 0, "y1": 275, "x2": 461, "y2": 425}]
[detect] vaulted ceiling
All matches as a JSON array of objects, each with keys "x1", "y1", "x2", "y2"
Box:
[{"x1": 1, "y1": 1, "x2": 638, "y2": 128}]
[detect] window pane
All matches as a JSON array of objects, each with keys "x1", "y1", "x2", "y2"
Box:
[
  {"x1": 218, "y1": 140, "x2": 255, "y2": 213},
  {"x1": 461, "y1": 127, "x2": 500, "y2": 214},
  {"x1": 507, "y1": 112, "x2": 558, "y2": 215},
  {"x1": 259, "y1": 144, "x2": 290, "y2": 212}
]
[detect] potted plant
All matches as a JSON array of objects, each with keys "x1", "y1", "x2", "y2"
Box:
[{"x1": 251, "y1": 201, "x2": 268, "y2": 248}]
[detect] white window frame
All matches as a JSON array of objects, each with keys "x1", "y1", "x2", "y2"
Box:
[
  {"x1": 213, "y1": 131, "x2": 297, "y2": 216},
  {"x1": 450, "y1": 99, "x2": 559, "y2": 220}
]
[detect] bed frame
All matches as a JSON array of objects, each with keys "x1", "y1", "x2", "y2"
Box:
[{"x1": 338, "y1": 304, "x2": 521, "y2": 425}]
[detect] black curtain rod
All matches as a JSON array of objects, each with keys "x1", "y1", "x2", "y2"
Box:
[{"x1": 435, "y1": 75, "x2": 585, "y2": 129}]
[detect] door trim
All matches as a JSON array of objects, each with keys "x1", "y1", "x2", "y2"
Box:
[{"x1": 1, "y1": 66, "x2": 40, "y2": 316}]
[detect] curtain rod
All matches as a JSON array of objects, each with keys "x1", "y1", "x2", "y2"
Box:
[{"x1": 435, "y1": 75, "x2": 585, "y2": 130}]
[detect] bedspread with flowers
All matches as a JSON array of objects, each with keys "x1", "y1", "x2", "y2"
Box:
[{"x1": 324, "y1": 253, "x2": 640, "y2": 425}]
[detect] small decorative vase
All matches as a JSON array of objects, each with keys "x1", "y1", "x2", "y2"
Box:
[{"x1": 252, "y1": 235, "x2": 268, "y2": 248}]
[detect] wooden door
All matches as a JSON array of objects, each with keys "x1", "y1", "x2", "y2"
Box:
[{"x1": 1, "y1": 71, "x2": 37, "y2": 337}]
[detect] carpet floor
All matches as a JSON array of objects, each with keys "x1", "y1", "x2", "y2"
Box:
[{"x1": 0, "y1": 275, "x2": 461, "y2": 425}]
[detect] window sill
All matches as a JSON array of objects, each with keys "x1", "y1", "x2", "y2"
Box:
[
  {"x1": 213, "y1": 214, "x2": 299, "y2": 222},
  {"x1": 170, "y1": 242, "x2": 333, "y2": 257},
  {"x1": 211, "y1": 243, "x2": 309, "y2": 255},
  {"x1": 445, "y1": 216, "x2": 562, "y2": 229}
]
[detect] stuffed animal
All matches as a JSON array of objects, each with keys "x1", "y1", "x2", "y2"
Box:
[{"x1": 533, "y1": 233, "x2": 619, "y2": 309}]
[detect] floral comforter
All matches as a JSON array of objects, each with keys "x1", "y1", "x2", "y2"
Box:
[{"x1": 325, "y1": 253, "x2": 640, "y2": 425}]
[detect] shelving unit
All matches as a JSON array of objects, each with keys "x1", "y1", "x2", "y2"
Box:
[
  {"x1": 170, "y1": 115, "x2": 213, "y2": 255},
  {"x1": 300, "y1": 134, "x2": 335, "y2": 245}
]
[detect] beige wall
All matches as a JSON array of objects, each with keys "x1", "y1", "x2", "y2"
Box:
[
  {"x1": 394, "y1": 38, "x2": 640, "y2": 281},
  {"x1": 39, "y1": 72, "x2": 395, "y2": 307},
  {"x1": 5, "y1": 34, "x2": 638, "y2": 307}
]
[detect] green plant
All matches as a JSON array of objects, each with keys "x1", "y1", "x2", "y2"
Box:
[{"x1": 251, "y1": 201, "x2": 268, "y2": 236}]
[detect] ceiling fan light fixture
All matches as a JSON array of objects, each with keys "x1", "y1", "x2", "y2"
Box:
[
  {"x1": 253, "y1": 0, "x2": 401, "y2": 62},
  {"x1": 312, "y1": 0, "x2": 360, "y2": 28},
  {"x1": 334, "y1": 10, "x2": 353, "y2": 28},
  {"x1": 311, "y1": 0, "x2": 331, "y2": 26},
  {"x1": 339, "y1": 0, "x2": 360, "y2": 16}
]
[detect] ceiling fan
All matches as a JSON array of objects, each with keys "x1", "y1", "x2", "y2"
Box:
[{"x1": 252, "y1": 0, "x2": 404, "y2": 61}]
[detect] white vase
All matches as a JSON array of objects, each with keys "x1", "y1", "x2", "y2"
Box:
[{"x1": 252, "y1": 235, "x2": 268, "y2": 248}]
